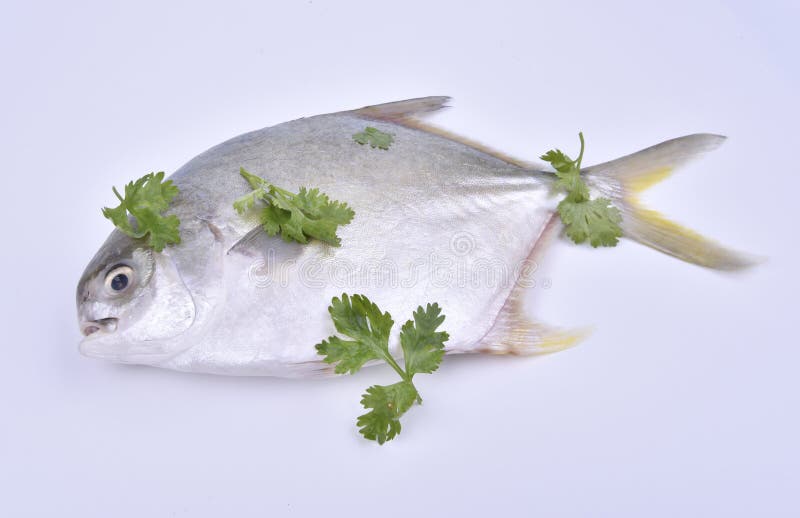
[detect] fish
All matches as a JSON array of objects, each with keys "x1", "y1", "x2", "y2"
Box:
[{"x1": 76, "y1": 96, "x2": 753, "y2": 377}]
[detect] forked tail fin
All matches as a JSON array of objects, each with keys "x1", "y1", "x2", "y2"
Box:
[{"x1": 583, "y1": 134, "x2": 755, "y2": 271}]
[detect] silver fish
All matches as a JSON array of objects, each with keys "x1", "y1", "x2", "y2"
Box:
[{"x1": 76, "y1": 97, "x2": 752, "y2": 377}]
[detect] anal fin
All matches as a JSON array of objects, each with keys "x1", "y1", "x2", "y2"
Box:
[
  {"x1": 480, "y1": 289, "x2": 589, "y2": 355},
  {"x1": 478, "y1": 214, "x2": 589, "y2": 355}
]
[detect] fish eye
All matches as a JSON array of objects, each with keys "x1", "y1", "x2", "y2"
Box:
[{"x1": 105, "y1": 265, "x2": 134, "y2": 293}]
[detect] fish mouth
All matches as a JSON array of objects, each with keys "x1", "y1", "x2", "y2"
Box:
[{"x1": 81, "y1": 317, "x2": 118, "y2": 337}]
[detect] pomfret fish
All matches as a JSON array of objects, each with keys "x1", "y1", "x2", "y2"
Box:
[{"x1": 76, "y1": 97, "x2": 751, "y2": 376}]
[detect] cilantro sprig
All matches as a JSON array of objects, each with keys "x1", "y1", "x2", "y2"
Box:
[
  {"x1": 102, "y1": 172, "x2": 181, "y2": 252},
  {"x1": 352, "y1": 126, "x2": 394, "y2": 150},
  {"x1": 541, "y1": 133, "x2": 623, "y2": 247},
  {"x1": 234, "y1": 168, "x2": 355, "y2": 247},
  {"x1": 316, "y1": 294, "x2": 449, "y2": 444}
]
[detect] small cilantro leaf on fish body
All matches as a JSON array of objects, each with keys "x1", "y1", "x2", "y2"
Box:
[
  {"x1": 102, "y1": 172, "x2": 181, "y2": 252},
  {"x1": 234, "y1": 168, "x2": 354, "y2": 246},
  {"x1": 541, "y1": 133, "x2": 623, "y2": 247},
  {"x1": 353, "y1": 126, "x2": 394, "y2": 150},
  {"x1": 315, "y1": 294, "x2": 449, "y2": 444}
]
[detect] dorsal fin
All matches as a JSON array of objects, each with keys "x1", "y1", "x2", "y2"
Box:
[
  {"x1": 354, "y1": 96, "x2": 451, "y2": 121},
  {"x1": 353, "y1": 96, "x2": 535, "y2": 169}
]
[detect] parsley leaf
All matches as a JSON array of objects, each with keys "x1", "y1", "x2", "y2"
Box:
[
  {"x1": 315, "y1": 294, "x2": 449, "y2": 444},
  {"x1": 353, "y1": 126, "x2": 394, "y2": 150},
  {"x1": 234, "y1": 168, "x2": 354, "y2": 246},
  {"x1": 540, "y1": 133, "x2": 623, "y2": 247},
  {"x1": 101, "y1": 172, "x2": 181, "y2": 252}
]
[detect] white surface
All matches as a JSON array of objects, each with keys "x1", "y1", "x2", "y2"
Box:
[{"x1": 1, "y1": 1, "x2": 797, "y2": 516}]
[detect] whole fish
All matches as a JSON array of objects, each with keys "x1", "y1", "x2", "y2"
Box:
[{"x1": 76, "y1": 97, "x2": 751, "y2": 376}]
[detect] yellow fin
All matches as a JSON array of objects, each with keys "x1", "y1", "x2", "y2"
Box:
[
  {"x1": 478, "y1": 214, "x2": 588, "y2": 355},
  {"x1": 480, "y1": 318, "x2": 590, "y2": 356},
  {"x1": 627, "y1": 166, "x2": 673, "y2": 193},
  {"x1": 583, "y1": 134, "x2": 757, "y2": 271},
  {"x1": 479, "y1": 278, "x2": 590, "y2": 355},
  {"x1": 623, "y1": 198, "x2": 757, "y2": 271}
]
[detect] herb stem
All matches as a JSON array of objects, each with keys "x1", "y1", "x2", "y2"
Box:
[
  {"x1": 267, "y1": 184, "x2": 295, "y2": 198},
  {"x1": 576, "y1": 131, "x2": 585, "y2": 168},
  {"x1": 382, "y1": 352, "x2": 410, "y2": 382}
]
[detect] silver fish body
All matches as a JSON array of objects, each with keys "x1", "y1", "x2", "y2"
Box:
[{"x1": 76, "y1": 97, "x2": 750, "y2": 376}]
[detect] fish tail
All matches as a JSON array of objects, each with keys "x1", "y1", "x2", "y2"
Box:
[{"x1": 582, "y1": 134, "x2": 756, "y2": 271}]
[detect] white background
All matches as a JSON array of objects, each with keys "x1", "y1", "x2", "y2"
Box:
[{"x1": 1, "y1": 1, "x2": 797, "y2": 516}]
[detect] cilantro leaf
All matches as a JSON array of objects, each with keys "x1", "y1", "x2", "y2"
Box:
[
  {"x1": 352, "y1": 126, "x2": 394, "y2": 150},
  {"x1": 541, "y1": 133, "x2": 623, "y2": 247},
  {"x1": 541, "y1": 135, "x2": 589, "y2": 202},
  {"x1": 401, "y1": 303, "x2": 449, "y2": 376},
  {"x1": 234, "y1": 168, "x2": 354, "y2": 246},
  {"x1": 540, "y1": 149, "x2": 575, "y2": 173},
  {"x1": 316, "y1": 294, "x2": 395, "y2": 374},
  {"x1": 357, "y1": 381, "x2": 418, "y2": 445},
  {"x1": 551, "y1": 160, "x2": 590, "y2": 203},
  {"x1": 101, "y1": 172, "x2": 181, "y2": 252},
  {"x1": 327, "y1": 294, "x2": 395, "y2": 350},
  {"x1": 232, "y1": 184, "x2": 265, "y2": 214},
  {"x1": 267, "y1": 186, "x2": 355, "y2": 246},
  {"x1": 559, "y1": 197, "x2": 623, "y2": 247},
  {"x1": 315, "y1": 336, "x2": 376, "y2": 375},
  {"x1": 315, "y1": 294, "x2": 449, "y2": 444}
]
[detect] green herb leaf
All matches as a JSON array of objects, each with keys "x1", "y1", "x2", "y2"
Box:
[
  {"x1": 357, "y1": 381, "x2": 418, "y2": 445},
  {"x1": 327, "y1": 293, "x2": 395, "y2": 350},
  {"x1": 540, "y1": 149, "x2": 575, "y2": 174},
  {"x1": 315, "y1": 294, "x2": 449, "y2": 444},
  {"x1": 316, "y1": 294, "x2": 395, "y2": 374},
  {"x1": 353, "y1": 126, "x2": 394, "y2": 150},
  {"x1": 558, "y1": 196, "x2": 623, "y2": 247},
  {"x1": 234, "y1": 168, "x2": 355, "y2": 246},
  {"x1": 541, "y1": 133, "x2": 623, "y2": 247},
  {"x1": 400, "y1": 303, "x2": 449, "y2": 376},
  {"x1": 315, "y1": 337, "x2": 376, "y2": 375},
  {"x1": 232, "y1": 169, "x2": 266, "y2": 214},
  {"x1": 101, "y1": 172, "x2": 181, "y2": 252}
]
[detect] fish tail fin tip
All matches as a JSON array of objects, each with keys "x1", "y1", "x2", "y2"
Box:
[
  {"x1": 584, "y1": 133, "x2": 728, "y2": 187},
  {"x1": 584, "y1": 133, "x2": 756, "y2": 271},
  {"x1": 624, "y1": 201, "x2": 761, "y2": 271}
]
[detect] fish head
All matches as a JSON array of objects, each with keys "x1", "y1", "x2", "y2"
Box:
[{"x1": 76, "y1": 231, "x2": 196, "y2": 365}]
